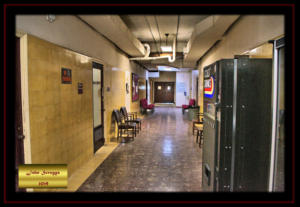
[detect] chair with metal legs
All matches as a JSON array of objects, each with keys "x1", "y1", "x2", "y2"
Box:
[{"x1": 120, "y1": 107, "x2": 142, "y2": 132}]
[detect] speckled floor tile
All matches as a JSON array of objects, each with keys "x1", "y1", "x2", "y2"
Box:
[{"x1": 77, "y1": 107, "x2": 203, "y2": 192}]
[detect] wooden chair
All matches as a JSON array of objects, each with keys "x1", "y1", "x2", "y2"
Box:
[
  {"x1": 192, "y1": 112, "x2": 204, "y2": 147},
  {"x1": 193, "y1": 112, "x2": 204, "y2": 135},
  {"x1": 196, "y1": 125, "x2": 204, "y2": 148},
  {"x1": 120, "y1": 107, "x2": 142, "y2": 132},
  {"x1": 113, "y1": 109, "x2": 136, "y2": 143}
]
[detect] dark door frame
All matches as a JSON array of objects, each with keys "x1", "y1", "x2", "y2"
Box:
[
  {"x1": 92, "y1": 62, "x2": 105, "y2": 153},
  {"x1": 196, "y1": 76, "x2": 199, "y2": 105},
  {"x1": 146, "y1": 79, "x2": 148, "y2": 101},
  {"x1": 15, "y1": 37, "x2": 25, "y2": 192}
]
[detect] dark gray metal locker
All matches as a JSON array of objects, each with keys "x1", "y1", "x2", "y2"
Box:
[{"x1": 202, "y1": 58, "x2": 272, "y2": 192}]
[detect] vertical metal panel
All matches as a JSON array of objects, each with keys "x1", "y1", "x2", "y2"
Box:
[
  {"x1": 230, "y1": 59, "x2": 238, "y2": 192},
  {"x1": 269, "y1": 42, "x2": 279, "y2": 191},
  {"x1": 269, "y1": 37, "x2": 284, "y2": 191},
  {"x1": 218, "y1": 60, "x2": 234, "y2": 192},
  {"x1": 234, "y1": 58, "x2": 272, "y2": 191}
]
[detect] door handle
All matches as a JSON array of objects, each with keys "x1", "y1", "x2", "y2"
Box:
[{"x1": 17, "y1": 134, "x2": 25, "y2": 140}]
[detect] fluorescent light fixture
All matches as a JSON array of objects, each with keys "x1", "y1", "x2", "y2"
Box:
[
  {"x1": 242, "y1": 50, "x2": 250, "y2": 55},
  {"x1": 160, "y1": 46, "x2": 173, "y2": 52},
  {"x1": 157, "y1": 66, "x2": 179, "y2": 72},
  {"x1": 250, "y1": 48, "x2": 257, "y2": 53}
]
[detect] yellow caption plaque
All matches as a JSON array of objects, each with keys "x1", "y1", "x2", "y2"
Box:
[{"x1": 18, "y1": 164, "x2": 67, "y2": 188}]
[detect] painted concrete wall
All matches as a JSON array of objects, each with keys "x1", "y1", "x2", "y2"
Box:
[
  {"x1": 16, "y1": 16, "x2": 147, "y2": 177},
  {"x1": 197, "y1": 15, "x2": 284, "y2": 112},
  {"x1": 26, "y1": 35, "x2": 94, "y2": 176},
  {"x1": 176, "y1": 72, "x2": 191, "y2": 107}
]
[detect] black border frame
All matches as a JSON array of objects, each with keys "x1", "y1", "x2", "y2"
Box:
[{"x1": 2, "y1": 2, "x2": 295, "y2": 205}]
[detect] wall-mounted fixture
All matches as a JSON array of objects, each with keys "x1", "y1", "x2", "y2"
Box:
[
  {"x1": 161, "y1": 33, "x2": 173, "y2": 52},
  {"x1": 46, "y1": 14, "x2": 56, "y2": 23},
  {"x1": 126, "y1": 83, "x2": 129, "y2": 94}
]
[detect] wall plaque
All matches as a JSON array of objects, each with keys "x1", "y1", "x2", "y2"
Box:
[
  {"x1": 78, "y1": 82, "x2": 83, "y2": 94},
  {"x1": 18, "y1": 164, "x2": 68, "y2": 188},
  {"x1": 61, "y1": 68, "x2": 72, "y2": 84}
]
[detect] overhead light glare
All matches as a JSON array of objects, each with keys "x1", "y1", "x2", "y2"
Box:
[
  {"x1": 157, "y1": 66, "x2": 179, "y2": 72},
  {"x1": 160, "y1": 46, "x2": 173, "y2": 52}
]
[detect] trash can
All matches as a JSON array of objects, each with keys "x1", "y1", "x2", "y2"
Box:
[{"x1": 188, "y1": 106, "x2": 200, "y2": 121}]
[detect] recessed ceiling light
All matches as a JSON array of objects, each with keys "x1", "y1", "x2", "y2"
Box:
[
  {"x1": 160, "y1": 46, "x2": 173, "y2": 52},
  {"x1": 157, "y1": 66, "x2": 179, "y2": 72}
]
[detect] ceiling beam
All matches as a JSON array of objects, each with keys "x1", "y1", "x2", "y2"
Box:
[
  {"x1": 78, "y1": 15, "x2": 145, "y2": 57},
  {"x1": 144, "y1": 16, "x2": 160, "y2": 53}
]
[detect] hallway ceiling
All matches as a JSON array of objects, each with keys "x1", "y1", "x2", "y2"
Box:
[
  {"x1": 120, "y1": 15, "x2": 209, "y2": 53},
  {"x1": 79, "y1": 14, "x2": 239, "y2": 71},
  {"x1": 120, "y1": 15, "x2": 211, "y2": 70}
]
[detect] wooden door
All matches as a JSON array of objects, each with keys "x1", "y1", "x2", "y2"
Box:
[
  {"x1": 154, "y1": 82, "x2": 175, "y2": 103},
  {"x1": 15, "y1": 37, "x2": 25, "y2": 192}
]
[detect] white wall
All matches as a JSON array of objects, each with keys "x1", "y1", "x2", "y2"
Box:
[
  {"x1": 191, "y1": 70, "x2": 199, "y2": 100},
  {"x1": 176, "y1": 72, "x2": 191, "y2": 106}
]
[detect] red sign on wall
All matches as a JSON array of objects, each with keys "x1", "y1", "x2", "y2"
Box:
[
  {"x1": 61, "y1": 68, "x2": 72, "y2": 84},
  {"x1": 132, "y1": 73, "x2": 139, "y2": 102}
]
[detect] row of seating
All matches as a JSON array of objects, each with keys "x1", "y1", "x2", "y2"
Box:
[
  {"x1": 112, "y1": 99, "x2": 155, "y2": 142},
  {"x1": 113, "y1": 107, "x2": 142, "y2": 143}
]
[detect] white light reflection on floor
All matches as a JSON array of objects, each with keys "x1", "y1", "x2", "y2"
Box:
[{"x1": 162, "y1": 139, "x2": 173, "y2": 156}]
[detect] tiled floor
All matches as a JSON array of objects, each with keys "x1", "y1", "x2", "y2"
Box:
[
  {"x1": 77, "y1": 107, "x2": 203, "y2": 192},
  {"x1": 154, "y1": 103, "x2": 176, "y2": 107}
]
